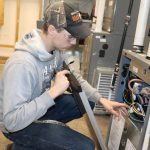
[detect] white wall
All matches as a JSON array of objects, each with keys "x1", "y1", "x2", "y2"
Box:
[
  {"x1": 0, "y1": 0, "x2": 40, "y2": 54},
  {"x1": 19, "y1": 0, "x2": 40, "y2": 40},
  {"x1": 0, "y1": 0, "x2": 17, "y2": 45}
]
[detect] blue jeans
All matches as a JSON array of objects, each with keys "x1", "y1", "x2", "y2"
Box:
[{"x1": 4, "y1": 94, "x2": 95, "y2": 150}]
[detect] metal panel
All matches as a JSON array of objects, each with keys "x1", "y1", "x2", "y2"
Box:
[
  {"x1": 108, "y1": 115, "x2": 142, "y2": 150},
  {"x1": 86, "y1": 32, "x2": 115, "y2": 84},
  {"x1": 123, "y1": 50, "x2": 150, "y2": 84}
]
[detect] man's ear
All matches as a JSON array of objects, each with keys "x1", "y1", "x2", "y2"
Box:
[{"x1": 47, "y1": 25, "x2": 57, "y2": 35}]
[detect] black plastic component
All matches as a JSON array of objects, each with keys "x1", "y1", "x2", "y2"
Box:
[
  {"x1": 102, "y1": 44, "x2": 109, "y2": 50},
  {"x1": 121, "y1": 64, "x2": 129, "y2": 77},
  {"x1": 99, "y1": 50, "x2": 105, "y2": 57}
]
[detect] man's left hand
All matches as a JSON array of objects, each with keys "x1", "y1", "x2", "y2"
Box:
[{"x1": 99, "y1": 98, "x2": 129, "y2": 117}]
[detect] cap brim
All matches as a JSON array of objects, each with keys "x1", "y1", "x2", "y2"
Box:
[{"x1": 66, "y1": 21, "x2": 91, "y2": 39}]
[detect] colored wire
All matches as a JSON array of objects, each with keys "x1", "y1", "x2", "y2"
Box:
[
  {"x1": 129, "y1": 113, "x2": 144, "y2": 123},
  {"x1": 128, "y1": 78, "x2": 150, "y2": 95}
]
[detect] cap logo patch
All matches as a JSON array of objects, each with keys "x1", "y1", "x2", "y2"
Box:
[{"x1": 71, "y1": 11, "x2": 82, "y2": 23}]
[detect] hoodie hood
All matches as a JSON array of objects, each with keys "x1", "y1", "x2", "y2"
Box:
[{"x1": 15, "y1": 29, "x2": 54, "y2": 61}]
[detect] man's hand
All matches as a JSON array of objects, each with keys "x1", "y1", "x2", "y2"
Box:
[
  {"x1": 99, "y1": 98, "x2": 129, "y2": 117},
  {"x1": 48, "y1": 70, "x2": 70, "y2": 99}
]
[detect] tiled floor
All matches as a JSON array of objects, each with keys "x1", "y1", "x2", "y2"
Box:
[
  {"x1": 0, "y1": 132, "x2": 13, "y2": 150},
  {"x1": 95, "y1": 114, "x2": 110, "y2": 141},
  {"x1": 67, "y1": 114, "x2": 110, "y2": 150}
]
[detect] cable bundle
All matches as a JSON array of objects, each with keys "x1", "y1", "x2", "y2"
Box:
[{"x1": 123, "y1": 73, "x2": 150, "y2": 123}]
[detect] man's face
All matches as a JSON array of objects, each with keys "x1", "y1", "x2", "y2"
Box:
[{"x1": 52, "y1": 29, "x2": 77, "y2": 50}]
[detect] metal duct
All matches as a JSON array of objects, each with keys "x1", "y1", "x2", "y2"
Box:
[
  {"x1": 94, "y1": 0, "x2": 106, "y2": 32},
  {"x1": 102, "y1": 0, "x2": 116, "y2": 32},
  {"x1": 133, "y1": 0, "x2": 150, "y2": 51}
]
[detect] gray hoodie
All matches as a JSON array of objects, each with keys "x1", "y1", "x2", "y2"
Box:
[{"x1": 0, "y1": 29, "x2": 101, "y2": 132}]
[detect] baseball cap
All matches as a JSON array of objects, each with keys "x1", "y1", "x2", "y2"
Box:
[{"x1": 43, "y1": 1, "x2": 92, "y2": 39}]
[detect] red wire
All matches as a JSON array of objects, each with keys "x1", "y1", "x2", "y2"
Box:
[{"x1": 128, "y1": 78, "x2": 150, "y2": 95}]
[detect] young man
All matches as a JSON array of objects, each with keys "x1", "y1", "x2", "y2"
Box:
[{"x1": 0, "y1": 1, "x2": 128, "y2": 150}]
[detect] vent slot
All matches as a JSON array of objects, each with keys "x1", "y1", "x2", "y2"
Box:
[{"x1": 92, "y1": 67, "x2": 117, "y2": 114}]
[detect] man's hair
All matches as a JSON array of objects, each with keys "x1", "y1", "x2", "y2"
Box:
[
  {"x1": 42, "y1": 22, "x2": 49, "y2": 34},
  {"x1": 42, "y1": 22, "x2": 63, "y2": 34}
]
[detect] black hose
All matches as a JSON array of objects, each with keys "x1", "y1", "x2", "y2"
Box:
[{"x1": 111, "y1": 0, "x2": 134, "y2": 89}]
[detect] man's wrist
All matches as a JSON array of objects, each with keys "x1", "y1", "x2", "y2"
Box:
[
  {"x1": 48, "y1": 87, "x2": 59, "y2": 99},
  {"x1": 99, "y1": 97, "x2": 106, "y2": 105}
]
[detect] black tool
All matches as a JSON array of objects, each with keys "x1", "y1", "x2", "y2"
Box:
[{"x1": 63, "y1": 61, "x2": 86, "y2": 115}]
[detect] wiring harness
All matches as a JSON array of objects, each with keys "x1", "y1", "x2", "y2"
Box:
[{"x1": 122, "y1": 71, "x2": 150, "y2": 123}]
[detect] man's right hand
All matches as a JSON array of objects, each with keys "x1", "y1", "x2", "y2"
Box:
[{"x1": 48, "y1": 70, "x2": 70, "y2": 99}]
